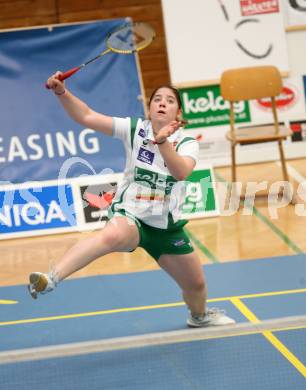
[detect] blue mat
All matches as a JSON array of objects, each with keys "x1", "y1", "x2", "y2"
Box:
[{"x1": 0, "y1": 254, "x2": 306, "y2": 351}]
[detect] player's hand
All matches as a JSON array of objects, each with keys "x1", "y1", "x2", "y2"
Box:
[
  {"x1": 46, "y1": 71, "x2": 66, "y2": 95},
  {"x1": 155, "y1": 120, "x2": 180, "y2": 144}
]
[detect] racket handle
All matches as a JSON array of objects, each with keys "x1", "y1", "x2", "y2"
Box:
[
  {"x1": 59, "y1": 66, "x2": 81, "y2": 81},
  {"x1": 45, "y1": 66, "x2": 81, "y2": 89}
]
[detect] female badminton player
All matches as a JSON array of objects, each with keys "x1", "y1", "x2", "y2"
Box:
[{"x1": 28, "y1": 74, "x2": 235, "y2": 328}]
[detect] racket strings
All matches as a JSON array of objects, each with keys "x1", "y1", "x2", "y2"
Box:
[
  {"x1": 106, "y1": 22, "x2": 155, "y2": 54},
  {"x1": 52, "y1": 22, "x2": 155, "y2": 83}
]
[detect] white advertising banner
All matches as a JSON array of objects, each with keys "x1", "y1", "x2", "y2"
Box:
[{"x1": 162, "y1": 0, "x2": 289, "y2": 85}]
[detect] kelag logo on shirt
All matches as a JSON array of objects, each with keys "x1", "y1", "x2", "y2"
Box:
[
  {"x1": 137, "y1": 147, "x2": 154, "y2": 165},
  {"x1": 134, "y1": 167, "x2": 177, "y2": 195}
]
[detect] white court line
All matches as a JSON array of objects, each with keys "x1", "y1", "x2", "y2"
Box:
[
  {"x1": 276, "y1": 162, "x2": 306, "y2": 186},
  {"x1": 1, "y1": 315, "x2": 306, "y2": 366}
]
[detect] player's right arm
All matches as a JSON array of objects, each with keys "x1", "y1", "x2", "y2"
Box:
[{"x1": 46, "y1": 72, "x2": 113, "y2": 136}]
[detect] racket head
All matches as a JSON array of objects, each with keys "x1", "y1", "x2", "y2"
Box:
[{"x1": 106, "y1": 22, "x2": 155, "y2": 54}]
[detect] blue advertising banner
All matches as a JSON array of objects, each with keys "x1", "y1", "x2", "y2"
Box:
[
  {"x1": 0, "y1": 19, "x2": 144, "y2": 184},
  {"x1": 0, "y1": 184, "x2": 76, "y2": 234}
]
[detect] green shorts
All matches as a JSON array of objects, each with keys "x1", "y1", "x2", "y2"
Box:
[{"x1": 113, "y1": 210, "x2": 194, "y2": 261}]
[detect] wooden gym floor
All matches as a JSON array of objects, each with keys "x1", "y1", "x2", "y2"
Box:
[{"x1": 1, "y1": 158, "x2": 305, "y2": 288}]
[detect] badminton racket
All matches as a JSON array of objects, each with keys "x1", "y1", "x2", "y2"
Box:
[{"x1": 46, "y1": 21, "x2": 155, "y2": 88}]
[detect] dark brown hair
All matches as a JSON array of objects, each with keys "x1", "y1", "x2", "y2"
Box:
[{"x1": 148, "y1": 85, "x2": 182, "y2": 109}]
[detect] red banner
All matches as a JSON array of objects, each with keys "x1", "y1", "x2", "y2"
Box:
[{"x1": 240, "y1": 0, "x2": 279, "y2": 16}]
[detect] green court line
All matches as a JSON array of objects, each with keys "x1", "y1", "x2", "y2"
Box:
[
  {"x1": 185, "y1": 228, "x2": 219, "y2": 263},
  {"x1": 215, "y1": 172, "x2": 304, "y2": 254},
  {"x1": 248, "y1": 205, "x2": 303, "y2": 254}
]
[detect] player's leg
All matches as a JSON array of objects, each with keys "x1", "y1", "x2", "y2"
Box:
[
  {"x1": 158, "y1": 252, "x2": 235, "y2": 327},
  {"x1": 28, "y1": 216, "x2": 139, "y2": 298},
  {"x1": 159, "y1": 252, "x2": 207, "y2": 315}
]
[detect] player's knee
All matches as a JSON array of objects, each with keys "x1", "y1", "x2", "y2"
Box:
[
  {"x1": 97, "y1": 229, "x2": 125, "y2": 252},
  {"x1": 191, "y1": 278, "x2": 206, "y2": 294}
]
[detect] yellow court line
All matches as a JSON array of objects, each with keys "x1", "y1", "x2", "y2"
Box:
[
  {"x1": 0, "y1": 300, "x2": 18, "y2": 305},
  {"x1": 0, "y1": 302, "x2": 185, "y2": 327},
  {"x1": 231, "y1": 297, "x2": 306, "y2": 378},
  {"x1": 211, "y1": 287, "x2": 306, "y2": 302},
  {"x1": 1, "y1": 287, "x2": 306, "y2": 327}
]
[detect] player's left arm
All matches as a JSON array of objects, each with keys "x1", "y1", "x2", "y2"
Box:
[
  {"x1": 159, "y1": 144, "x2": 196, "y2": 180},
  {"x1": 156, "y1": 121, "x2": 198, "y2": 180}
]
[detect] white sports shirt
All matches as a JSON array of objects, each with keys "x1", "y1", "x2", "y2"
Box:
[{"x1": 111, "y1": 117, "x2": 199, "y2": 229}]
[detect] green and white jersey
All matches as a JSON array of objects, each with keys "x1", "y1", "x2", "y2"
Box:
[{"x1": 111, "y1": 117, "x2": 199, "y2": 230}]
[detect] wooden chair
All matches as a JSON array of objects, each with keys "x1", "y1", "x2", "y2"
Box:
[{"x1": 220, "y1": 65, "x2": 293, "y2": 201}]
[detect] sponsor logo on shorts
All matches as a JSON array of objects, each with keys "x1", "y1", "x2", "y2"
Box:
[
  {"x1": 137, "y1": 147, "x2": 154, "y2": 165},
  {"x1": 172, "y1": 239, "x2": 187, "y2": 247}
]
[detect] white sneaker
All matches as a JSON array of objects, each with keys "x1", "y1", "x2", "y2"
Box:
[
  {"x1": 187, "y1": 307, "x2": 236, "y2": 328},
  {"x1": 27, "y1": 272, "x2": 57, "y2": 299}
]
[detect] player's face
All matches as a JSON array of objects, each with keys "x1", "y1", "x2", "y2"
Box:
[{"x1": 149, "y1": 87, "x2": 181, "y2": 125}]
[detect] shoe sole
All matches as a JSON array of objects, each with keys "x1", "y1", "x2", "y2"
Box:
[
  {"x1": 28, "y1": 273, "x2": 48, "y2": 300},
  {"x1": 27, "y1": 283, "x2": 38, "y2": 300},
  {"x1": 187, "y1": 319, "x2": 236, "y2": 328},
  {"x1": 187, "y1": 321, "x2": 209, "y2": 328}
]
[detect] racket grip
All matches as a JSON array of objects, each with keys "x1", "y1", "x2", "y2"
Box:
[
  {"x1": 59, "y1": 66, "x2": 81, "y2": 81},
  {"x1": 45, "y1": 66, "x2": 81, "y2": 89}
]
